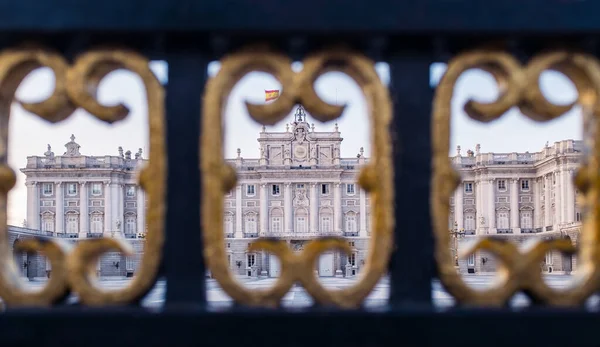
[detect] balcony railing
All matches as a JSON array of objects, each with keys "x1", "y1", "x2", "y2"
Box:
[
  {"x1": 1, "y1": 1, "x2": 599, "y2": 346},
  {"x1": 496, "y1": 229, "x2": 513, "y2": 234},
  {"x1": 86, "y1": 233, "x2": 103, "y2": 239}
]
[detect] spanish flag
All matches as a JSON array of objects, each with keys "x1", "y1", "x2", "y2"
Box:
[{"x1": 265, "y1": 89, "x2": 280, "y2": 102}]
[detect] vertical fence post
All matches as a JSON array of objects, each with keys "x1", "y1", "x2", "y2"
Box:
[
  {"x1": 388, "y1": 52, "x2": 435, "y2": 307},
  {"x1": 163, "y1": 53, "x2": 209, "y2": 307}
]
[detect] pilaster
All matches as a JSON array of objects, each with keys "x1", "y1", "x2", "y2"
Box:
[
  {"x1": 284, "y1": 182, "x2": 293, "y2": 233},
  {"x1": 55, "y1": 182, "x2": 64, "y2": 234},
  {"x1": 455, "y1": 185, "x2": 464, "y2": 231},
  {"x1": 235, "y1": 185, "x2": 243, "y2": 238},
  {"x1": 104, "y1": 180, "x2": 112, "y2": 235},
  {"x1": 137, "y1": 187, "x2": 146, "y2": 234},
  {"x1": 79, "y1": 181, "x2": 88, "y2": 237},
  {"x1": 566, "y1": 169, "x2": 575, "y2": 222},
  {"x1": 359, "y1": 186, "x2": 367, "y2": 237},
  {"x1": 26, "y1": 181, "x2": 39, "y2": 230},
  {"x1": 544, "y1": 175, "x2": 552, "y2": 227},
  {"x1": 259, "y1": 183, "x2": 268, "y2": 236},
  {"x1": 487, "y1": 179, "x2": 495, "y2": 233},
  {"x1": 333, "y1": 183, "x2": 342, "y2": 233},
  {"x1": 310, "y1": 183, "x2": 318, "y2": 233},
  {"x1": 510, "y1": 178, "x2": 519, "y2": 233},
  {"x1": 533, "y1": 177, "x2": 541, "y2": 228}
]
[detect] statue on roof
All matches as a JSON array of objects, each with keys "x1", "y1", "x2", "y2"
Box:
[
  {"x1": 64, "y1": 134, "x2": 81, "y2": 156},
  {"x1": 44, "y1": 144, "x2": 54, "y2": 158},
  {"x1": 294, "y1": 105, "x2": 306, "y2": 123}
]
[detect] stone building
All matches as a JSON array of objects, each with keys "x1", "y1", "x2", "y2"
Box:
[
  {"x1": 12, "y1": 106, "x2": 584, "y2": 279},
  {"x1": 453, "y1": 140, "x2": 583, "y2": 274},
  {"x1": 223, "y1": 106, "x2": 370, "y2": 278},
  {"x1": 16, "y1": 134, "x2": 146, "y2": 278}
]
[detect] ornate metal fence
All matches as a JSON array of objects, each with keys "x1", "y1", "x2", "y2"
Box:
[{"x1": 0, "y1": 0, "x2": 600, "y2": 346}]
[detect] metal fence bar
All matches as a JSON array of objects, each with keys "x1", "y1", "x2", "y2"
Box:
[
  {"x1": 164, "y1": 53, "x2": 208, "y2": 307},
  {"x1": 388, "y1": 53, "x2": 436, "y2": 306}
]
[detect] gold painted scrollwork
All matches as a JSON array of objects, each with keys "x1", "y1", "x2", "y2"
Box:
[
  {"x1": 0, "y1": 48, "x2": 165, "y2": 307},
  {"x1": 201, "y1": 47, "x2": 393, "y2": 308},
  {"x1": 433, "y1": 50, "x2": 600, "y2": 306}
]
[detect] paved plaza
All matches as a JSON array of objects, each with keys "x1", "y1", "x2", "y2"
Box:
[{"x1": 16, "y1": 274, "x2": 589, "y2": 309}]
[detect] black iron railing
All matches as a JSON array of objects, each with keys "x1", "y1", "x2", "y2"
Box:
[{"x1": 0, "y1": 1, "x2": 598, "y2": 346}]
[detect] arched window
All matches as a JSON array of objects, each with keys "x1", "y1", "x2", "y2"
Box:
[
  {"x1": 224, "y1": 213, "x2": 234, "y2": 234},
  {"x1": 41, "y1": 213, "x2": 54, "y2": 232},
  {"x1": 295, "y1": 208, "x2": 307, "y2": 233},
  {"x1": 270, "y1": 208, "x2": 283, "y2": 233},
  {"x1": 245, "y1": 213, "x2": 257, "y2": 234},
  {"x1": 66, "y1": 213, "x2": 79, "y2": 233},
  {"x1": 346, "y1": 212, "x2": 357, "y2": 233},
  {"x1": 520, "y1": 210, "x2": 533, "y2": 229},
  {"x1": 125, "y1": 214, "x2": 137, "y2": 234},
  {"x1": 91, "y1": 213, "x2": 103, "y2": 233},
  {"x1": 320, "y1": 208, "x2": 333, "y2": 233},
  {"x1": 496, "y1": 211, "x2": 509, "y2": 229}
]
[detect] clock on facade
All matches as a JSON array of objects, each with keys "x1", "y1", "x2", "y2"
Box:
[{"x1": 294, "y1": 145, "x2": 307, "y2": 158}]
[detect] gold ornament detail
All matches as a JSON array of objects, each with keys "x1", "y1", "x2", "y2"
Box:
[
  {"x1": 201, "y1": 47, "x2": 394, "y2": 308},
  {"x1": 0, "y1": 48, "x2": 165, "y2": 307},
  {"x1": 432, "y1": 50, "x2": 600, "y2": 306}
]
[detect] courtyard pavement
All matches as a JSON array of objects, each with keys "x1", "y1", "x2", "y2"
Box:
[{"x1": 17, "y1": 274, "x2": 589, "y2": 309}]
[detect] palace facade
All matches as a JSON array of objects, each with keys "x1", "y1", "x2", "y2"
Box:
[{"x1": 12, "y1": 106, "x2": 583, "y2": 278}]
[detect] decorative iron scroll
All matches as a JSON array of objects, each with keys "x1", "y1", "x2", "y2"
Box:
[
  {"x1": 0, "y1": 48, "x2": 166, "y2": 307},
  {"x1": 201, "y1": 47, "x2": 394, "y2": 308},
  {"x1": 432, "y1": 50, "x2": 600, "y2": 306}
]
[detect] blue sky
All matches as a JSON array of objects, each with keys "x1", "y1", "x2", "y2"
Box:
[{"x1": 6, "y1": 61, "x2": 581, "y2": 225}]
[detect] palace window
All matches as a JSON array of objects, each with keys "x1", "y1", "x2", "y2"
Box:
[
  {"x1": 496, "y1": 211, "x2": 509, "y2": 229},
  {"x1": 246, "y1": 184, "x2": 255, "y2": 196},
  {"x1": 467, "y1": 253, "x2": 475, "y2": 266},
  {"x1": 126, "y1": 186, "x2": 136, "y2": 197},
  {"x1": 576, "y1": 211, "x2": 582, "y2": 222},
  {"x1": 271, "y1": 217, "x2": 281, "y2": 233},
  {"x1": 545, "y1": 251, "x2": 553, "y2": 265},
  {"x1": 245, "y1": 215, "x2": 257, "y2": 233},
  {"x1": 42, "y1": 214, "x2": 54, "y2": 232},
  {"x1": 296, "y1": 184, "x2": 304, "y2": 189},
  {"x1": 125, "y1": 215, "x2": 136, "y2": 233},
  {"x1": 346, "y1": 212, "x2": 357, "y2": 233},
  {"x1": 91, "y1": 213, "x2": 103, "y2": 233},
  {"x1": 520, "y1": 211, "x2": 533, "y2": 229},
  {"x1": 43, "y1": 183, "x2": 53, "y2": 195},
  {"x1": 296, "y1": 217, "x2": 307, "y2": 233},
  {"x1": 272, "y1": 184, "x2": 280, "y2": 196},
  {"x1": 224, "y1": 215, "x2": 233, "y2": 234},
  {"x1": 67, "y1": 183, "x2": 77, "y2": 195},
  {"x1": 321, "y1": 216, "x2": 331, "y2": 232},
  {"x1": 464, "y1": 182, "x2": 473, "y2": 193},
  {"x1": 346, "y1": 183, "x2": 355, "y2": 195},
  {"x1": 66, "y1": 213, "x2": 79, "y2": 233},
  {"x1": 91, "y1": 183, "x2": 102, "y2": 195},
  {"x1": 521, "y1": 180, "x2": 530, "y2": 191},
  {"x1": 348, "y1": 253, "x2": 356, "y2": 266},
  {"x1": 497, "y1": 180, "x2": 507, "y2": 191},
  {"x1": 247, "y1": 254, "x2": 256, "y2": 267},
  {"x1": 464, "y1": 213, "x2": 475, "y2": 231},
  {"x1": 321, "y1": 184, "x2": 330, "y2": 195}
]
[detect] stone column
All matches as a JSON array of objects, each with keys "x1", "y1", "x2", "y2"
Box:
[
  {"x1": 554, "y1": 171, "x2": 562, "y2": 226},
  {"x1": 566, "y1": 169, "x2": 575, "y2": 222},
  {"x1": 510, "y1": 178, "x2": 519, "y2": 232},
  {"x1": 259, "y1": 183, "x2": 268, "y2": 236},
  {"x1": 26, "y1": 181, "x2": 38, "y2": 229},
  {"x1": 118, "y1": 184, "x2": 124, "y2": 233},
  {"x1": 475, "y1": 178, "x2": 483, "y2": 234},
  {"x1": 544, "y1": 175, "x2": 552, "y2": 227},
  {"x1": 55, "y1": 182, "x2": 64, "y2": 234},
  {"x1": 310, "y1": 183, "x2": 318, "y2": 233},
  {"x1": 284, "y1": 183, "x2": 293, "y2": 233},
  {"x1": 137, "y1": 187, "x2": 145, "y2": 234},
  {"x1": 359, "y1": 187, "x2": 367, "y2": 237},
  {"x1": 104, "y1": 180, "x2": 112, "y2": 234},
  {"x1": 333, "y1": 183, "x2": 342, "y2": 233},
  {"x1": 455, "y1": 185, "x2": 464, "y2": 230},
  {"x1": 533, "y1": 178, "x2": 540, "y2": 228},
  {"x1": 79, "y1": 181, "x2": 88, "y2": 237},
  {"x1": 561, "y1": 168, "x2": 568, "y2": 224},
  {"x1": 488, "y1": 179, "x2": 495, "y2": 232},
  {"x1": 235, "y1": 185, "x2": 243, "y2": 238}
]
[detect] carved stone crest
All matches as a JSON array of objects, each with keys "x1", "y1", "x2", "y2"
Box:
[{"x1": 294, "y1": 188, "x2": 308, "y2": 206}]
